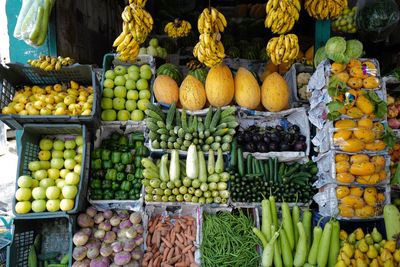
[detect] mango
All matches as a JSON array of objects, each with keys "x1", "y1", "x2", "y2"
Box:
[
  {"x1": 337, "y1": 161, "x2": 351, "y2": 173},
  {"x1": 353, "y1": 128, "x2": 375, "y2": 143},
  {"x1": 336, "y1": 154, "x2": 350, "y2": 162},
  {"x1": 356, "y1": 95, "x2": 374, "y2": 115},
  {"x1": 337, "y1": 173, "x2": 355, "y2": 183},
  {"x1": 348, "y1": 59, "x2": 362, "y2": 69},
  {"x1": 363, "y1": 76, "x2": 380, "y2": 89},
  {"x1": 339, "y1": 204, "x2": 355, "y2": 217},
  {"x1": 334, "y1": 71, "x2": 350, "y2": 83},
  {"x1": 350, "y1": 154, "x2": 370, "y2": 164},
  {"x1": 350, "y1": 162, "x2": 375, "y2": 176},
  {"x1": 371, "y1": 156, "x2": 385, "y2": 171},
  {"x1": 350, "y1": 187, "x2": 364, "y2": 197},
  {"x1": 335, "y1": 119, "x2": 357, "y2": 129},
  {"x1": 364, "y1": 187, "x2": 377, "y2": 206},
  {"x1": 347, "y1": 77, "x2": 363, "y2": 89},
  {"x1": 339, "y1": 138, "x2": 365, "y2": 153},
  {"x1": 336, "y1": 186, "x2": 351, "y2": 199},
  {"x1": 365, "y1": 140, "x2": 386, "y2": 151},
  {"x1": 347, "y1": 107, "x2": 364, "y2": 118},
  {"x1": 358, "y1": 118, "x2": 374, "y2": 129},
  {"x1": 334, "y1": 130, "x2": 353, "y2": 143},
  {"x1": 355, "y1": 206, "x2": 375, "y2": 218}
]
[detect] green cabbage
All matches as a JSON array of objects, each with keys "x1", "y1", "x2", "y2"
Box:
[
  {"x1": 314, "y1": 46, "x2": 327, "y2": 67},
  {"x1": 344, "y1": 39, "x2": 363, "y2": 59},
  {"x1": 325, "y1": 36, "x2": 347, "y2": 62}
]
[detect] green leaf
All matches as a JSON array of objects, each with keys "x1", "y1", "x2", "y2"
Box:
[
  {"x1": 375, "y1": 101, "x2": 388, "y2": 119},
  {"x1": 383, "y1": 125, "x2": 396, "y2": 149},
  {"x1": 327, "y1": 101, "x2": 345, "y2": 113},
  {"x1": 367, "y1": 91, "x2": 381, "y2": 103},
  {"x1": 328, "y1": 77, "x2": 347, "y2": 97},
  {"x1": 327, "y1": 111, "x2": 341, "y2": 121}
]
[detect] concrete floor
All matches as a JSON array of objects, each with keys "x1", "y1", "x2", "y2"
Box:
[{"x1": 0, "y1": 139, "x2": 17, "y2": 213}]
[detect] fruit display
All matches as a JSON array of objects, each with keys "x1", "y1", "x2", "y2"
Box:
[
  {"x1": 101, "y1": 63, "x2": 152, "y2": 122},
  {"x1": 193, "y1": 8, "x2": 227, "y2": 67},
  {"x1": 112, "y1": 0, "x2": 153, "y2": 61},
  {"x1": 15, "y1": 136, "x2": 84, "y2": 214},
  {"x1": 332, "y1": 7, "x2": 357, "y2": 33},
  {"x1": 237, "y1": 124, "x2": 307, "y2": 153},
  {"x1": 146, "y1": 103, "x2": 238, "y2": 153},
  {"x1": 164, "y1": 19, "x2": 192, "y2": 38},
  {"x1": 297, "y1": 72, "x2": 312, "y2": 101},
  {"x1": 266, "y1": 34, "x2": 300, "y2": 65},
  {"x1": 335, "y1": 153, "x2": 388, "y2": 185},
  {"x1": 336, "y1": 226, "x2": 400, "y2": 266},
  {"x1": 27, "y1": 55, "x2": 74, "y2": 71},
  {"x1": 265, "y1": 0, "x2": 301, "y2": 34},
  {"x1": 142, "y1": 146, "x2": 230, "y2": 204},
  {"x1": 1, "y1": 81, "x2": 94, "y2": 116},
  {"x1": 89, "y1": 132, "x2": 147, "y2": 201},
  {"x1": 332, "y1": 120, "x2": 388, "y2": 153},
  {"x1": 304, "y1": 0, "x2": 348, "y2": 20},
  {"x1": 138, "y1": 38, "x2": 167, "y2": 59},
  {"x1": 336, "y1": 186, "x2": 386, "y2": 218},
  {"x1": 72, "y1": 207, "x2": 144, "y2": 266}
]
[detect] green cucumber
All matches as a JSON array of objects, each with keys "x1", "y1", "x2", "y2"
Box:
[
  {"x1": 209, "y1": 107, "x2": 221, "y2": 132},
  {"x1": 220, "y1": 106, "x2": 236, "y2": 118},
  {"x1": 204, "y1": 107, "x2": 213, "y2": 130},
  {"x1": 166, "y1": 102, "x2": 176, "y2": 130}
]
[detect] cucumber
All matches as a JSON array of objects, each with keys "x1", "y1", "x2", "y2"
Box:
[
  {"x1": 213, "y1": 128, "x2": 229, "y2": 136},
  {"x1": 173, "y1": 142, "x2": 180, "y2": 149},
  {"x1": 220, "y1": 106, "x2": 236, "y2": 118},
  {"x1": 198, "y1": 120, "x2": 204, "y2": 133},
  {"x1": 228, "y1": 129, "x2": 236, "y2": 135},
  {"x1": 181, "y1": 109, "x2": 189, "y2": 132},
  {"x1": 220, "y1": 115, "x2": 237, "y2": 124},
  {"x1": 230, "y1": 138, "x2": 238, "y2": 168},
  {"x1": 247, "y1": 155, "x2": 253, "y2": 175},
  {"x1": 215, "y1": 136, "x2": 222, "y2": 143},
  {"x1": 28, "y1": 245, "x2": 37, "y2": 267},
  {"x1": 176, "y1": 138, "x2": 183, "y2": 145},
  {"x1": 146, "y1": 109, "x2": 164, "y2": 121},
  {"x1": 216, "y1": 123, "x2": 227, "y2": 131},
  {"x1": 209, "y1": 107, "x2": 221, "y2": 132},
  {"x1": 204, "y1": 107, "x2": 213, "y2": 130},
  {"x1": 202, "y1": 144, "x2": 210, "y2": 152},
  {"x1": 274, "y1": 158, "x2": 278, "y2": 183},
  {"x1": 175, "y1": 109, "x2": 181, "y2": 127},
  {"x1": 237, "y1": 147, "x2": 244, "y2": 176},
  {"x1": 205, "y1": 136, "x2": 214, "y2": 145},
  {"x1": 268, "y1": 158, "x2": 274, "y2": 183},
  {"x1": 160, "y1": 134, "x2": 168, "y2": 141},
  {"x1": 226, "y1": 121, "x2": 239, "y2": 129},
  {"x1": 184, "y1": 133, "x2": 193, "y2": 140},
  {"x1": 166, "y1": 102, "x2": 176, "y2": 130}
]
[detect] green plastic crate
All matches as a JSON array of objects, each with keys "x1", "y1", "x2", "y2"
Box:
[
  {"x1": 13, "y1": 124, "x2": 90, "y2": 217},
  {"x1": 7, "y1": 214, "x2": 74, "y2": 267},
  {"x1": 0, "y1": 63, "x2": 100, "y2": 130}
]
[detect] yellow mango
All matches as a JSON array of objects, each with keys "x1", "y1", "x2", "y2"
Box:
[
  {"x1": 357, "y1": 118, "x2": 374, "y2": 129},
  {"x1": 355, "y1": 205, "x2": 375, "y2": 217},
  {"x1": 339, "y1": 204, "x2": 355, "y2": 217},
  {"x1": 350, "y1": 162, "x2": 375, "y2": 176},
  {"x1": 350, "y1": 154, "x2": 370, "y2": 164},
  {"x1": 350, "y1": 187, "x2": 364, "y2": 197},
  {"x1": 373, "y1": 123, "x2": 384, "y2": 138},
  {"x1": 335, "y1": 119, "x2": 357, "y2": 129},
  {"x1": 347, "y1": 77, "x2": 363, "y2": 89},
  {"x1": 337, "y1": 160, "x2": 351, "y2": 173},
  {"x1": 336, "y1": 154, "x2": 350, "y2": 162},
  {"x1": 377, "y1": 193, "x2": 385, "y2": 204},
  {"x1": 363, "y1": 76, "x2": 380, "y2": 89},
  {"x1": 334, "y1": 71, "x2": 350, "y2": 83},
  {"x1": 334, "y1": 130, "x2": 353, "y2": 143},
  {"x1": 356, "y1": 95, "x2": 374, "y2": 115},
  {"x1": 336, "y1": 186, "x2": 351, "y2": 199},
  {"x1": 365, "y1": 141, "x2": 386, "y2": 151},
  {"x1": 339, "y1": 138, "x2": 366, "y2": 153},
  {"x1": 332, "y1": 62, "x2": 347, "y2": 74},
  {"x1": 364, "y1": 187, "x2": 377, "y2": 206},
  {"x1": 378, "y1": 170, "x2": 387, "y2": 181},
  {"x1": 347, "y1": 107, "x2": 364, "y2": 118},
  {"x1": 350, "y1": 66, "x2": 368, "y2": 79},
  {"x1": 353, "y1": 128, "x2": 375, "y2": 143},
  {"x1": 337, "y1": 173, "x2": 355, "y2": 183},
  {"x1": 348, "y1": 59, "x2": 362, "y2": 69}
]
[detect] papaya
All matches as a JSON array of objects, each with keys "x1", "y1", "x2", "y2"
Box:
[
  {"x1": 363, "y1": 77, "x2": 380, "y2": 89},
  {"x1": 336, "y1": 154, "x2": 350, "y2": 162},
  {"x1": 337, "y1": 161, "x2": 351, "y2": 173},
  {"x1": 350, "y1": 162, "x2": 375, "y2": 176},
  {"x1": 339, "y1": 138, "x2": 365, "y2": 153},
  {"x1": 356, "y1": 95, "x2": 374, "y2": 115},
  {"x1": 350, "y1": 154, "x2": 370, "y2": 164},
  {"x1": 353, "y1": 128, "x2": 375, "y2": 143}
]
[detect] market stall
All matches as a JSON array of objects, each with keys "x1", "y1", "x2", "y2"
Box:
[{"x1": 1, "y1": 0, "x2": 400, "y2": 266}]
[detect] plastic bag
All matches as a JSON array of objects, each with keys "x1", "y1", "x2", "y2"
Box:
[
  {"x1": 356, "y1": 0, "x2": 400, "y2": 43},
  {"x1": 13, "y1": 0, "x2": 55, "y2": 47}
]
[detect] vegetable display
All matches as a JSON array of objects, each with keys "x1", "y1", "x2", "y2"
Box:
[
  {"x1": 201, "y1": 210, "x2": 260, "y2": 267},
  {"x1": 146, "y1": 103, "x2": 238, "y2": 153},
  {"x1": 28, "y1": 234, "x2": 70, "y2": 267},
  {"x1": 73, "y1": 207, "x2": 144, "y2": 266},
  {"x1": 142, "y1": 144, "x2": 230, "y2": 204},
  {"x1": 90, "y1": 132, "x2": 147, "y2": 200}
]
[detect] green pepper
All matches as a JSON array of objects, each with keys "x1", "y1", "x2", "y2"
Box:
[
  {"x1": 102, "y1": 180, "x2": 112, "y2": 189},
  {"x1": 91, "y1": 159, "x2": 102, "y2": 170},
  {"x1": 129, "y1": 189, "x2": 140, "y2": 199},
  {"x1": 119, "y1": 136, "x2": 129, "y2": 146},
  {"x1": 90, "y1": 179, "x2": 102, "y2": 189},
  {"x1": 125, "y1": 164, "x2": 135, "y2": 174},
  {"x1": 93, "y1": 170, "x2": 105, "y2": 179},
  {"x1": 112, "y1": 181, "x2": 120, "y2": 190},
  {"x1": 135, "y1": 167, "x2": 144, "y2": 179},
  {"x1": 133, "y1": 181, "x2": 142, "y2": 189},
  {"x1": 105, "y1": 169, "x2": 117, "y2": 181},
  {"x1": 111, "y1": 151, "x2": 122, "y2": 164},
  {"x1": 121, "y1": 152, "x2": 133, "y2": 165},
  {"x1": 121, "y1": 181, "x2": 132, "y2": 191},
  {"x1": 131, "y1": 132, "x2": 145, "y2": 142},
  {"x1": 115, "y1": 190, "x2": 128, "y2": 200},
  {"x1": 126, "y1": 174, "x2": 135, "y2": 181},
  {"x1": 90, "y1": 189, "x2": 103, "y2": 200},
  {"x1": 102, "y1": 160, "x2": 112, "y2": 169},
  {"x1": 93, "y1": 148, "x2": 103, "y2": 159},
  {"x1": 103, "y1": 189, "x2": 114, "y2": 199},
  {"x1": 134, "y1": 156, "x2": 142, "y2": 168},
  {"x1": 116, "y1": 172, "x2": 126, "y2": 181},
  {"x1": 114, "y1": 163, "x2": 125, "y2": 172},
  {"x1": 101, "y1": 149, "x2": 111, "y2": 161}
]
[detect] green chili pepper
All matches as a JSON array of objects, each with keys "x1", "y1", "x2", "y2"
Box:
[
  {"x1": 111, "y1": 151, "x2": 122, "y2": 164},
  {"x1": 101, "y1": 149, "x2": 111, "y2": 161}
]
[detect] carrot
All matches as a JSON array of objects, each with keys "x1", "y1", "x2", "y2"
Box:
[
  {"x1": 190, "y1": 263, "x2": 199, "y2": 267},
  {"x1": 151, "y1": 231, "x2": 158, "y2": 245},
  {"x1": 146, "y1": 234, "x2": 152, "y2": 247},
  {"x1": 148, "y1": 258, "x2": 154, "y2": 267},
  {"x1": 161, "y1": 237, "x2": 173, "y2": 248},
  {"x1": 185, "y1": 233, "x2": 196, "y2": 241},
  {"x1": 167, "y1": 246, "x2": 174, "y2": 259},
  {"x1": 161, "y1": 264, "x2": 173, "y2": 267},
  {"x1": 151, "y1": 246, "x2": 158, "y2": 253},
  {"x1": 167, "y1": 255, "x2": 181, "y2": 265},
  {"x1": 182, "y1": 245, "x2": 193, "y2": 254},
  {"x1": 176, "y1": 233, "x2": 184, "y2": 243},
  {"x1": 171, "y1": 230, "x2": 176, "y2": 244},
  {"x1": 143, "y1": 252, "x2": 153, "y2": 262},
  {"x1": 179, "y1": 221, "x2": 188, "y2": 230},
  {"x1": 175, "y1": 240, "x2": 185, "y2": 250},
  {"x1": 191, "y1": 246, "x2": 195, "y2": 252},
  {"x1": 156, "y1": 231, "x2": 161, "y2": 248},
  {"x1": 163, "y1": 247, "x2": 170, "y2": 262},
  {"x1": 188, "y1": 252, "x2": 195, "y2": 263},
  {"x1": 174, "y1": 224, "x2": 181, "y2": 233},
  {"x1": 175, "y1": 262, "x2": 187, "y2": 267},
  {"x1": 154, "y1": 255, "x2": 162, "y2": 267},
  {"x1": 174, "y1": 246, "x2": 180, "y2": 256}
]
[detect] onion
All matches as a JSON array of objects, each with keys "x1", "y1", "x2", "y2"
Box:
[
  {"x1": 103, "y1": 231, "x2": 116, "y2": 244},
  {"x1": 103, "y1": 210, "x2": 113, "y2": 219},
  {"x1": 98, "y1": 221, "x2": 111, "y2": 232},
  {"x1": 72, "y1": 258, "x2": 91, "y2": 267},
  {"x1": 123, "y1": 261, "x2": 140, "y2": 267},
  {"x1": 111, "y1": 241, "x2": 123, "y2": 253},
  {"x1": 135, "y1": 225, "x2": 144, "y2": 235},
  {"x1": 100, "y1": 245, "x2": 113, "y2": 257},
  {"x1": 87, "y1": 247, "x2": 100, "y2": 260},
  {"x1": 80, "y1": 228, "x2": 92, "y2": 236},
  {"x1": 118, "y1": 228, "x2": 128, "y2": 239},
  {"x1": 73, "y1": 246, "x2": 88, "y2": 261},
  {"x1": 112, "y1": 227, "x2": 120, "y2": 235},
  {"x1": 129, "y1": 212, "x2": 141, "y2": 225},
  {"x1": 110, "y1": 216, "x2": 121, "y2": 227},
  {"x1": 73, "y1": 231, "x2": 89, "y2": 246},
  {"x1": 86, "y1": 206, "x2": 97, "y2": 218},
  {"x1": 125, "y1": 227, "x2": 137, "y2": 239},
  {"x1": 94, "y1": 229, "x2": 105, "y2": 240},
  {"x1": 78, "y1": 213, "x2": 94, "y2": 228},
  {"x1": 94, "y1": 212, "x2": 104, "y2": 224},
  {"x1": 119, "y1": 220, "x2": 133, "y2": 229}
]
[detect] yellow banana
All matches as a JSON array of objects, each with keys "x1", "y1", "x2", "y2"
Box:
[{"x1": 113, "y1": 31, "x2": 126, "y2": 47}]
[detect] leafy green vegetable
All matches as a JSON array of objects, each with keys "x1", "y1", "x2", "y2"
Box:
[
  {"x1": 314, "y1": 46, "x2": 327, "y2": 67},
  {"x1": 383, "y1": 125, "x2": 396, "y2": 149},
  {"x1": 325, "y1": 36, "x2": 347, "y2": 62},
  {"x1": 344, "y1": 40, "x2": 363, "y2": 59},
  {"x1": 328, "y1": 77, "x2": 347, "y2": 97}
]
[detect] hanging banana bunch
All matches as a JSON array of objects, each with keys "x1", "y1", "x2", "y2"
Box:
[
  {"x1": 304, "y1": 0, "x2": 347, "y2": 20},
  {"x1": 128, "y1": 0, "x2": 147, "y2": 8},
  {"x1": 164, "y1": 19, "x2": 192, "y2": 38},
  {"x1": 266, "y1": 34, "x2": 299, "y2": 65},
  {"x1": 112, "y1": 2, "x2": 153, "y2": 61},
  {"x1": 194, "y1": 7, "x2": 227, "y2": 67},
  {"x1": 265, "y1": 0, "x2": 301, "y2": 34}
]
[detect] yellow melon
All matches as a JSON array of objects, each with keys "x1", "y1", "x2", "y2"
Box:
[
  {"x1": 153, "y1": 75, "x2": 179, "y2": 105},
  {"x1": 205, "y1": 63, "x2": 235, "y2": 107},
  {"x1": 179, "y1": 75, "x2": 206, "y2": 111},
  {"x1": 234, "y1": 67, "x2": 261, "y2": 109},
  {"x1": 261, "y1": 72, "x2": 290, "y2": 112}
]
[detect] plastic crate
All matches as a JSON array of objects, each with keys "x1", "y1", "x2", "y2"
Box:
[
  {"x1": 0, "y1": 63, "x2": 100, "y2": 130},
  {"x1": 13, "y1": 124, "x2": 91, "y2": 217},
  {"x1": 7, "y1": 214, "x2": 74, "y2": 267},
  {"x1": 0, "y1": 238, "x2": 10, "y2": 266}
]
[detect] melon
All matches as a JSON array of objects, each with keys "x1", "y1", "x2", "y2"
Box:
[
  {"x1": 179, "y1": 75, "x2": 206, "y2": 111},
  {"x1": 260, "y1": 60, "x2": 278, "y2": 81},
  {"x1": 205, "y1": 64, "x2": 235, "y2": 107},
  {"x1": 156, "y1": 63, "x2": 183, "y2": 85},
  {"x1": 153, "y1": 75, "x2": 179, "y2": 105},
  {"x1": 261, "y1": 72, "x2": 290, "y2": 112},
  {"x1": 234, "y1": 67, "x2": 260, "y2": 109},
  {"x1": 188, "y1": 68, "x2": 208, "y2": 85}
]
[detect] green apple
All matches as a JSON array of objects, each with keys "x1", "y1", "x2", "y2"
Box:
[
  {"x1": 47, "y1": 169, "x2": 60, "y2": 180},
  {"x1": 118, "y1": 110, "x2": 130, "y2": 121},
  {"x1": 105, "y1": 69, "x2": 115, "y2": 80},
  {"x1": 65, "y1": 140, "x2": 76, "y2": 150},
  {"x1": 56, "y1": 179, "x2": 65, "y2": 189},
  {"x1": 51, "y1": 150, "x2": 63, "y2": 159},
  {"x1": 62, "y1": 185, "x2": 78, "y2": 199},
  {"x1": 46, "y1": 199, "x2": 60, "y2": 212},
  {"x1": 74, "y1": 154, "x2": 82, "y2": 164},
  {"x1": 31, "y1": 179, "x2": 39, "y2": 188},
  {"x1": 140, "y1": 67, "x2": 152, "y2": 80},
  {"x1": 63, "y1": 149, "x2": 76, "y2": 159},
  {"x1": 127, "y1": 90, "x2": 139, "y2": 100},
  {"x1": 103, "y1": 79, "x2": 114, "y2": 89},
  {"x1": 114, "y1": 76, "x2": 126, "y2": 87},
  {"x1": 125, "y1": 79, "x2": 136, "y2": 90},
  {"x1": 139, "y1": 89, "x2": 151, "y2": 100},
  {"x1": 28, "y1": 161, "x2": 41, "y2": 172},
  {"x1": 128, "y1": 71, "x2": 140, "y2": 81},
  {"x1": 32, "y1": 187, "x2": 46, "y2": 200},
  {"x1": 101, "y1": 97, "x2": 113, "y2": 110},
  {"x1": 53, "y1": 140, "x2": 65, "y2": 151},
  {"x1": 149, "y1": 38, "x2": 159, "y2": 48},
  {"x1": 136, "y1": 79, "x2": 149, "y2": 90},
  {"x1": 114, "y1": 65, "x2": 127, "y2": 76},
  {"x1": 60, "y1": 169, "x2": 70, "y2": 179},
  {"x1": 77, "y1": 145, "x2": 83, "y2": 154},
  {"x1": 31, "y1": 200, "x2": 46, "y2": 212},
  {"x1": 113, "y1": 98, "x2": 126, "y2": 110},
  {"x1": 65, "y1": 172, "x2": 80, "y2": 185},
  {"x1": 38, "y1": 150, "x2": 51, "y2": 161},
  {"x1": 60, "y1": 199, "x2": 74, "y2": 211},
  {"x1": 75, "y1": 136, "x2": 83, "y2": 146},
  {"x1": 33, "y1": 170, "x2": 48, "y2": 180},
  {"x1": 103, "y1": 88, "x2": 114, "y2": 98},
  {"x1": 147, "y1": 46, "x2": 157, "y2": 57},
  {"x1": 15, "y1": 188, "x2": 32, "y2": 201},
  {"x1": 131, "y1": 110, "x2": 144, "y2": 121},
  {"x1": 39, "y1": 138, "x2": 53, "y2": 151},
  {"x1": 51, "y1": 158, "x2": 64, "y2": 170},
  {"x1": 114, "y1": 86, "x2": 127, "y2": 98},
  {"x1": 73, "y1": 164, "x2": 81, "y2": 174},
  {"x1": 128, "y1": 65, "x2": 140, "y2": 73},
  {"x1": 124, "y1": 74, "x2": 129, "y2": 80},
  {"x1": 39, "y1": 161, "x2": 51, "y2": 170},
  {"x1": 64, "y1": 159, "x2": 77, "y2": 170},
  {"x1": 17, "y1": 175, "x2": 33, "y2": 188},
  {"x1": 101, "y1": 110, "x2": 117, "y2": 121},
  {"x1": 46, "y1": 186, "x2": 61, "y2": 200},
  {"x1": 15, "y1": 201, "x2": 31, "y2": 214},
  {"x1": 137, "y1": 99, "x2": 150, "y2": 111},
  {"x1": 125, "y1": 100, "x2": 137, "y2": 112},
  {"x1": 39, "y1": 178, "x2": 55, "y2": 188}
]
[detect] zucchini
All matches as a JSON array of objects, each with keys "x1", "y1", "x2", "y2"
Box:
[
  {"x1": 28, "y1": 245, "x2": 37, "y2": 267},
  {"x1": 274, "y1": 158, "x2": 278, "y2": 183},
  {"x1": 255, "y1": 159, "x2": 261, "y2": 174},
  {"x1": 215, "y1": 148, "x2": 224, "y2": 174},
  {"x1": 237, "y1": 147, "x2": 244, "y2": 176},
  {"x1": 384, "y1": 205, "x2": 400, "y2": 240},
  {"x1": 184, "y1": 133, "x2": 193, "y2": 140},
  {"x1": 181, "y1": 109, "x2": 189, "y2": 132},
  {"x1": 214, "y1": 136, "x2": 222, "y2": 143},
  {"x1": 177, "y1": 128, "x2": 185, "y2": 138},
  {"x1": 166, "y1": 102, "x2": 176, "y2": 130},
  {"x1": 204, "y1": 107, "x2": 213, "y2": 130},
  {"x1": 247, "y1": 155, "x2": 253, "y2": 175},
  {"x1": 198, "y1": 120, "x2": 204, "y2": 133},
  {"x1": 264, "y1": 162, "x2": 269, "y2": 181},
  {"x1": 268, "y1": 158, "x2": 274, "y2": 183},
  {"x1": 230, "y1": 138, "x2": 238, "y2": 168},
  {"x1": 205, "y1": 136, "x2": 214, "y2": 145},
  {"x1": 222, "y1": 134, "x2": 233, "y2": 143},
  {"x1": 151, "y1": 140, "x2": 160, "y2": 149},
  {"x1": 175, "y1": 109, "x2": 181, "y2": 127},
  {"x1": 209, "y1": 107, "x2": 221, "y2": 132},
  {"x1": 220, "y1": 106, "x2": 236, "y2": 118}
]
